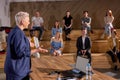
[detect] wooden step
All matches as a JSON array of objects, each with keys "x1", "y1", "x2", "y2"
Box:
[
  {"x1": 91, "y1": 40, "x2": 109, "y2": 53},
  {"x1": 40, "y1": 40, "x2": 109, "y2": 53},
  {"x1": 60, "y1": 53, "x2": 113, "y2": 69},
  {"x1": 92, "y1": 53, "x2": 113, "y2": 69},
  {"x1": 24, "y1": 29, "x2": 120, "y2": 42}
]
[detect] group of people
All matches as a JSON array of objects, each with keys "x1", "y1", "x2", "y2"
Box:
[{"x1": 4, "y1": 8, "x2": 120, "y2": 80}]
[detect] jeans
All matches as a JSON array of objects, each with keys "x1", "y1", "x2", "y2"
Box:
[{"x1": 104, "y1": 23, "x2": 113, "y2": 36}]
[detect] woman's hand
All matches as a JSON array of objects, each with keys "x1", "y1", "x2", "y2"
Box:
[{"x1": 38, "y1": 47, "x2": 48, "y2": 53}]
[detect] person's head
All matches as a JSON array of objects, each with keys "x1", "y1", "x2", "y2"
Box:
[
  {"x1": 15, "y1": 11, "x2": 30, "y2": 29},
  {"x1": 35, "y1": 11, "x2": 40, "y2": 17},
  {"x1": 106, "y1": 9, "x2": 113, "y2": 16},
  {"x1": 54, "y1": 20, "x2": 60, "y2": 28},
  {"x1": 81, "y1": 28, "x2": 87, "y2": 36},
  {"x1": 55, "y1": 31, "x2": 63, "y2": 41},
  {"x1": 66, "y1": 10, "x2": 70, "y2": 17},
  {"x1": 83, "y1": 11, "x2": 88, "y2": 17},
  {"x1": 55, "y1": 31, "x2": 60, "y2": 38}
]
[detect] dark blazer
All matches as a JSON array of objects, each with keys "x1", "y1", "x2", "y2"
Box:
[
  {"x1": 76, "y1": 36, "x2": 91, "y2": 51},
  {"x1": 4, "y1": 26, "x2": 31, "y2": 79}
]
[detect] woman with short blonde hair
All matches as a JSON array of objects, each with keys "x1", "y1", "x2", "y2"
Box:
[{"x1": 4, "y1": 11, "x2": 48, "y2": 80}]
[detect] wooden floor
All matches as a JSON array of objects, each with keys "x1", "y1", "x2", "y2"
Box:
[
  {"x1": 30, "y1": 55, "x2": 117, "y2": 80},
  {"x1": 0, "y1": 54, "x2": 117, "y2": 80}
]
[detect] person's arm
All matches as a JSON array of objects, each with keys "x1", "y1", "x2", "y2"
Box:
[
  {"x1": 81, "y1": 18, "x2": 86, "y2": 25},
  {"x1": 13, "y1": 32, "x2": 30, "y2": 58},
  {"x1": 76, "y1": 37, "x2": 81, "y2": 51},
  {"x1": 58, "y1": 41, "x2": 63, "y2": 51},
  {"x1": 104, "y1": 17, "x2": 107, "y2": 24},
  {"x1": 31, "y1": 17, "x2": 34, "y2": 29},
  {"x1": 111, "y1": 16, "x2": 114, "y2": 23},
  {"x1": 51, "y1": 28, "x2": 54, "y2": 37},
  {"x1": 40, "y1": 17, "x2": 44, "y2": 27},
  {"x1": 86, "y1": 37, "x2": 91, "y2": 51},
  {"x1": 63, "y1": 18, "x2": 67, "y2": 28},
  {"x1": 86, "y1": 17, "x2": 91, "y2": 25},
  {"x1": 69, "y1": 19, "x2": 73, "y2": 28},
  {"x1": 50, "y1": 39, "x2": 55, "y2": 50},
  {"x1": 31, "y1": 47, "x2": 48, "y2": 55}
]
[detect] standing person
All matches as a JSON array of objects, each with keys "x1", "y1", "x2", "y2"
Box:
[
  {"x1": 31, "y1": 11, "x2": 44, "y2": 41},
  {"x1": 50, "y1": 32, "x2": 63, "y2": 56},
  {"x1": 4, "y1": 11, "x2": 48, "y2": 80},
  {"x1": 51, "y1": 20, "x2": 62, "y2": 37},
  {"x1": 63, "y1": 10, "x2": 73, "y2": 41},
  {"x1": 101, "y1": 9, "x2": 114, "y2": 39},
  {"x1": 81, "y1": 11, "x2": 92, "y2": 35},
  {"x1": 76, "y1": 28, "x2": 92, "y2": 64}
]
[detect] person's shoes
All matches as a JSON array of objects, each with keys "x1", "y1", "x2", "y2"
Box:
[
  {"x1": 114, "y1": 65, "x2": 118, "y2": 71},
  {"x1": 67, "y1": 38, "x2": 71, "y2": 41}
]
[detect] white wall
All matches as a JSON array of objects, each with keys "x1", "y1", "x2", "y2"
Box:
[
  {"x1": 0, "y1": 0, "x2": 10, "y2": 27},
  {"x1": 0, "y1": 0, "x2": 70, "y2": 27}
]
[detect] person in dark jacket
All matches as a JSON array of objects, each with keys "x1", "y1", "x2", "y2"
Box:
[
  {"x1": 76, "y1": 28, "x2": 91, "y2": 64},
  {"x1": 4, "y1": 11, "x2": 48, "y2": 80}
]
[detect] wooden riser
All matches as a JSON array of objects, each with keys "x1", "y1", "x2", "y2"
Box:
[
  {"x1": 24, "y1": 29, "x2": 120, "y2": 41},
  {"x1": 0, "y1": 53, "x2": 116, "y2": 69},
  {"x1": 40, "y1": 40, "x2": 109, "y2": 53},
  {"x1": 61, "y1": 53, "x2": 114, "y2": 69},
  {"x1": 91, "y1": 40, "x2": 109, "y2": 53},
  {"x1": 92, "y1": 53, "x2": 113, "y2": 69},
  {"x1": 1, "y1": 40, "x2": 120, "y2": 53}
]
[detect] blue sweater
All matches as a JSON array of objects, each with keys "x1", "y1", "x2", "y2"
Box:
[
  {"x1": 51, "y1": 27, "x2": 62, "y2": 37},
  {"x1": 4, "y1": 26, "x2": 31, "y2": 79}
]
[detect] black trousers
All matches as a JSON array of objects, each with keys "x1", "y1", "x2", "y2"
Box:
[
  {"x1": 107, "y1": 50, "x2": 120, "y2": 63},
  {"x1": 32, "y1": 26, "x2": 44, "y2": 40},
  {"x1": 63, "y1": 27, "x2": 72, "y2": 36},
  {"x1": 77, "y1": 50, "x2": 91, "y2": 64}
]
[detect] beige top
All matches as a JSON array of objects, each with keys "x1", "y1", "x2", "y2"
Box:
[{"x1": 104, "y1": 16, "x2": 114, "y2": 24}]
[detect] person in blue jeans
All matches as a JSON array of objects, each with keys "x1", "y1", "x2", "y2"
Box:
[
  {"x1": 50, "y1": 32, "x2": 63, "y2": 56},
  {"x1": 4, "y1": 11, "x2": 48, "y2": 80},
  {"x1": 51, "y1": 20, "x2": 62, "y2": 37},
  {"x1": 81, "y1": 11, "x2": 93, "y2": 35}
]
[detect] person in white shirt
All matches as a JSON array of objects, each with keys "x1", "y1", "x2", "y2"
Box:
[
  {"x1": 31, "y1": 11, "x2": 44, "y2": 41},
  {"x1": 102, "y1": 10, "x2": 114, "y2": 39}
]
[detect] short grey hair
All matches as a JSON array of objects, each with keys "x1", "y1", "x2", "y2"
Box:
[{"x1": 15, "y1": 11, "x2": 29, "y2": 25}]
